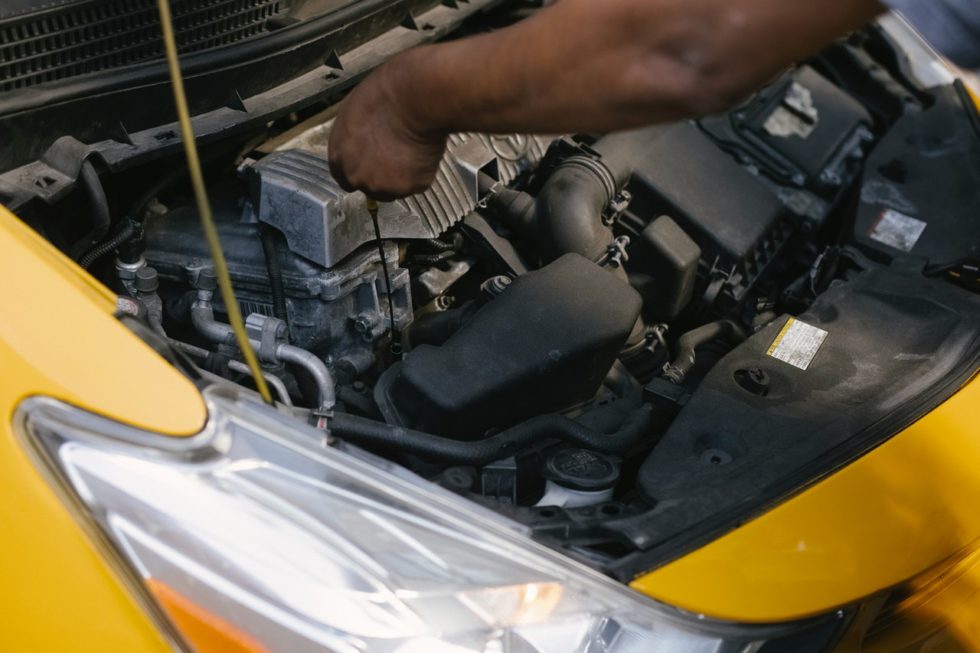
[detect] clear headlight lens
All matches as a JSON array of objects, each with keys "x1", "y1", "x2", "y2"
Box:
[{"x1": 18, "y1": 386, "x2": 838, "y2": 652}]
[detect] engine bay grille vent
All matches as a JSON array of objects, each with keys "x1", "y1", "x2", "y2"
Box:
[{"x1": 0, "y1": 0, "x2": 288, "y2": 92}]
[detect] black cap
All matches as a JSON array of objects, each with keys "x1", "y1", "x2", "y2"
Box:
[
  {"x1": 542, "y1": 448, "x2": 620, "y2": 491},
  {"x1": 195, "y1": 268, "x2": 218, "y2": 291},
  {"x1": 135, "y1": 266, "x2": 159, "y2": 293}
]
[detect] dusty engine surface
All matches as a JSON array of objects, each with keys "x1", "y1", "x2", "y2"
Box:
[{"x1": 42, "y1": 29, "x2": 975, "y2": 576}]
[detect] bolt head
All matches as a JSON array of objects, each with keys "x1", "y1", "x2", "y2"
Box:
[{"x1": 734, "y1": 367, "x2": 771, "y2": 397}]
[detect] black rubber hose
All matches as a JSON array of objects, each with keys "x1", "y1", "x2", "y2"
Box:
[
  {"x1": 483, "y1": 177, "x2": 537, "y2": 238},
  {"x1": 537, "y1": 129, "x2": 664, "y2": 262},
  {"x1": 71, "y1": 161, "x2": 113, "y2": 260},
  {"x1": 410, "y1": 251, "x2": 455, "y2": 265},
  {"x1": 330, "y1": 404, "x2": 654, "y2": 465},
  {"x1": 483, "y1": 128, "x2": 662, "y2": 263},
  {"x1": 535, "y1": 158, "x2": 615, "y2": 262},
  {"x1": 663, "y1": 320, "x2": 747, "y2": 384},
  {"x1": 260, "y1": 226, "x2": 289, "y2": 322},
  {"x1": 127, "y1": 146, "x2": 230, "y2": 221},
  {"x1": 336, "y1": 386, "x2": 382, "y2": 419},
  {"x1": 424, "y1": 238, "x2": 456, "y2": 252},
  {"x1": 79, "y1": 219, "x2": 137, "y2": 269},
  {"x1": 129, "y1": 167, "x2": 186, "y2": 222}
]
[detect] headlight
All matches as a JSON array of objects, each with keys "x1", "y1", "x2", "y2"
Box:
[{"x1": 18, "y1": 385, "x2": 842, "y2": 652}]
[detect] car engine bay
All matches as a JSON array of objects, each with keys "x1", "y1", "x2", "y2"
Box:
[{"x1": 3, "y1": 4, "x2": 980, "y2": 582}]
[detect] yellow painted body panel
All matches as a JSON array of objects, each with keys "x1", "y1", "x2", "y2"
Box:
[
  {"x1": 0, "y1": 205, "x2": 207, "y2": 651},
  {"x1": 631, "y1": 374, "x2": 980, "y2": 625},
  {"x1": 858, "y1": 545, "x2": 980, "y2": 652},
  {"x1": 0, "y1": 205, "x2": 206, "y2": 435}
]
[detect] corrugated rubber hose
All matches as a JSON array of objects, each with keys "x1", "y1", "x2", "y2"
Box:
[
  {"x1": 79, "y1": 219, "x2": 136, "y2": 269},
  {"x1": 70, "y1": 160, "x2": 113, "y2": 261}
]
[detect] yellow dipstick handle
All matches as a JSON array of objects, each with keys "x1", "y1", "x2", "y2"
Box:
[{"x1": 155, "y1": 0, "x2": 274, "y2": 405}]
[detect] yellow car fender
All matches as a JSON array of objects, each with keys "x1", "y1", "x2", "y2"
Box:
[
  {"x1": 0, "y1": 205, "x2": 206, "y2": 651},
  {"x1": 632, "y1": 373, "x2": 980, "y2": 637}
]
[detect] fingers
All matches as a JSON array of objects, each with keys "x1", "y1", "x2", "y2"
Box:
[
  {"x1": 329, "y1": 148, "x2": 441, "y2": 198},
  {"x1": 349, "y1": 171, "x2": 440, "y2": 201},
  {"x1": 325, "y1": 63, "x2": 451, "y2": 200},
  {"x1": 328, "y1": 109, "x2": 448, "y2": 199},
  {"x1": 327, "y1": 150, "x2": 354, "y2": 193}
]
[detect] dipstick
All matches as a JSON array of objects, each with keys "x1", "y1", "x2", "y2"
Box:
[
  {"x1": 155, "y1": 0, "x2": 273, "y2": 404},
  {"x1": 366, "y1": 198, "x2": 401, "y2": 355}
]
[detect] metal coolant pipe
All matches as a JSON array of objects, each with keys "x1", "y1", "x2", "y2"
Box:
[{"x1": 190, "y1": 293, "x2": 336, "y2": 411}]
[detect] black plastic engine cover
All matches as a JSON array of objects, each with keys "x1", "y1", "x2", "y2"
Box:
[
  {"x1": 627, "y1": 122, "x2": 785, "y2": 266},
  {"x1": 701, "y1": 66, "x2": 871, "y2": 185},
  {"x1": 377, "y1": 254, "x2": 643, "y2": 439},
  {"x1": 623, "y1": 122, "x2": 793, "y2": 313},
  {"x1": 610, "y1": 267, "x2": 980, "y2": 572},
  {"x1": 854, "y1": 83, "x2": 980, "y2": 267}
]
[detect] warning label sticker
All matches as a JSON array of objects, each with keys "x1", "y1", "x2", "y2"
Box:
[
  {"x1": 868, "y1": 208, "x2": 927, "y2": 253},
  {"x1": 767, "y1": 318, "x2": 828, "y2": 371}
]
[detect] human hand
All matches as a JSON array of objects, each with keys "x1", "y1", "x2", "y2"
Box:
[{"x1": 328, "y1": 61, "x2": 448, "y2": 200}]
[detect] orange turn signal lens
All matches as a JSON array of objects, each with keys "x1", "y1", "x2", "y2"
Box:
[{"x1": 147, "y1": 579, "x2": 268, "y2": 653}]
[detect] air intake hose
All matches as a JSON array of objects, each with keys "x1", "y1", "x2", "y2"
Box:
[
  {"x1": 484, "y1": 128, "x2": 661, "y2": 262},
  {"x1": 536, "y1": 128, "x2": 662, "y2": 262}
]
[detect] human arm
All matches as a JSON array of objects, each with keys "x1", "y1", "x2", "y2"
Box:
[{"x1": 328, "y1": 0, "x2": 884, "y2": 198}]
